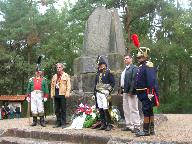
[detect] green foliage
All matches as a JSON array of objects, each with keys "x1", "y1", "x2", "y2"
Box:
[
  {"x1": 83, "y1": 116, "x2": 97, "y2": 128},
  {"x1": 157, "y1": 92, "x2": 192, "y2": 114},
  {"x1": 22, "y1": 101, "x2": 28, "y2": 117}
]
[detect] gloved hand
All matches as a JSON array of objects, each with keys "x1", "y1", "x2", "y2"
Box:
[
  {"x1": 107, "y1": 95, "x2": 112, "y2": 101},
  {"x1": 92, "y1": 95, "x2": 95, "y2": 100},
  {"x1": 43, "y1": 97, "x2": 47, "y2": 102},
  {"x1": 26, "y1": 97, "x2": 30, "y2": 103},
  {"x1": 101, "y1": 90, "x2": 109, "y2": 96},
  {"x1": 148, "y1": 94, "x2": 154, "y2": 101}
]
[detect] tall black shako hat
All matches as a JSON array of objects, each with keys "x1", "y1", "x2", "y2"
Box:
[
  {"x1": 36, "y1": 55, "x2": 43, "y2": 72},
  {"x1": 96, "y1": 56, "x2": 106, "y2": 65}
]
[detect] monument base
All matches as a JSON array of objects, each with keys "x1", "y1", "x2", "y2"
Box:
[{"x1": 73, "y1": 53, "x2": 124, "y2": 75}]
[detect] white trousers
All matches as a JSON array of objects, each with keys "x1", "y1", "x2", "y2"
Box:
[
  {"x1": 31, "y1": 91, "x2": 44, "y2": 116},
  {"x1": 123, "y1": 93, "x2": 141, "y2": 129},
  {"x1": 96, "y1": 92, "x2": 109, "y2": 110}
]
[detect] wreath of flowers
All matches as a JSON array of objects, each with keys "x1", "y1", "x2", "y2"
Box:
[{"x1": 70, "y1": 103, "x2": 98, "y2": 129}]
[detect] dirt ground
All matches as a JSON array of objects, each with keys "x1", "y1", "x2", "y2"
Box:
[{"x1": 0, "y1": 114, "x2": 191, "y2": 143}]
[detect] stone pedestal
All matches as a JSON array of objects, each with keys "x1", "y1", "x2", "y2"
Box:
[{"x1": 73, "y1": 53, "x2": 124, "y2": 75}]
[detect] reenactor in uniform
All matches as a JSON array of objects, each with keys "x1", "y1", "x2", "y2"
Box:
[
  {"x1": 131, "y1": 34, "x2": 159, "y2": 137},
  {"x1": 26, "y1": 56, "x2": 49, "y2": 127},
  {"x1": 134, "y1": 47, "x2": 159, "y2": 137},
  {"x1": 94, "y1": 56, "x2": 115, "y2": 131}
]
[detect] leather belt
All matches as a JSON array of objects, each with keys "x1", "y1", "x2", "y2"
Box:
[
  {"x1": 136, "y1": 88, "x2": 147, "y2": 91},
  {"x1": 33, "y1": 90, "x2": 42, "y2": 94}
]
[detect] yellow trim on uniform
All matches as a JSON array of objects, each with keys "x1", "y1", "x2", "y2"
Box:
[
  {"x1": 146, "y1": 61, "x2": 154, "y2": 67},
  {"x1": 136, "y1": 88, "x2": 147, "y2": 91}
]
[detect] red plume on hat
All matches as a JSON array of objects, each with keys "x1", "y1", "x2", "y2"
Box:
[
  {"x1": 131, "y1": 34, "x2": 140, "y2": 48},
  {"x1": 131, "y1": 34, "x2": 150, "y2": 58}
]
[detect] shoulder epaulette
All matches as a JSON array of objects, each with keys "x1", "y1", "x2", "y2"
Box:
[
  {"x1": 107, "y1": 68, "x2": 111, "y2": 71},
  {"x1": 106, "y1": 68, "x2": 113, "y2": 74},
  {"x1": 146, "y1": 61, "x2": 154, "y2": 67},
  {"x1": 29, "y1": 77, "x2": 34, "y2": 82},
  {"x1": 110, "y1": 70, "x2": 115, "y2": 74}
]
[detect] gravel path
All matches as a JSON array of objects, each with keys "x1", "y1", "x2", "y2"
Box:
[{"x1": 0, "y1": 114, "x2": 191, "y2": 143}]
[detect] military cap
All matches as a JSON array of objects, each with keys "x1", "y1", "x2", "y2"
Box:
[
  {"x1": 96, "y1": 56, "x2": 106, "y2": 65},
  {"x1": 137, "y1": 47, "x2": 150, "y2": 58}
]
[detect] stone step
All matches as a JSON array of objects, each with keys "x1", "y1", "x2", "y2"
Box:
[
  {"x1": 3, "y1": 128, "x2": 110, "y2": 144},
  {"x1": 0, "y1": 136, "x2": 76, "y2": 144},
  {"x1": 0, "y1": 115, "x2": 169, "y2": 144}
]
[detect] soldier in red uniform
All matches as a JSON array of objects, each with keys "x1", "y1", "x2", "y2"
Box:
[{"x1": 26, "y1": 56, "x2": 49, "y2": 127}]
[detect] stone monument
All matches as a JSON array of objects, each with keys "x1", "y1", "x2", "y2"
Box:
[{"x1": 72, "y1": 7, "x2": 126, "y2": 95}]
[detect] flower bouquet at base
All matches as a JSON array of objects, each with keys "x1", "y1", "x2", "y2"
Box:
[
  {"x1": 83, "y1": 105, "x2": 99, "y2": 128},
  {"x1": 66, "y1": 103, "x2": 98, "y2": 129}
]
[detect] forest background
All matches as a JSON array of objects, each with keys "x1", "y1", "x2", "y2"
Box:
[{"x1": 0, "y1": 0, "x2": 192, "y2": 114}]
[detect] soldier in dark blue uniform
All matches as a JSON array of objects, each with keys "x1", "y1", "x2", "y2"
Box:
[
  {"x1": 94, "y1": 56, "x2": 115, "y2": 131},
  {"x1": 134, "y1": 47, "x2": 159, "y2": 137}
]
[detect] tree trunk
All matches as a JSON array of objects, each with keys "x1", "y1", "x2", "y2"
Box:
[
  {"x1": 179, "y1": 63, "x2": 188, "y2": 96},
  {"x1": 124, "y1": 5, "x2": 132, "y2": 53},
  {"x1": 27, "y1": 46, "x2": 31, "y2": 64}
]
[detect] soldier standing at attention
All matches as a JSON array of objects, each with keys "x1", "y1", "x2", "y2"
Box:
[
  {"x1": 132, "y1": 34, "x2": 159, "y2": 137},
  {"x1": 94, "y1": 56, "x2": 115, "y2": 131},
  {"x1": 26, "y1": 56, "x2": 49, "y2": 127}
]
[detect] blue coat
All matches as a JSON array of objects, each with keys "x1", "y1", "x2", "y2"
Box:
[
  {"x1": 135, "y1": 61, "x2": 159, "y2": 106},
  {"x1": 95, "y1": 69, "x2": 115, "y2": 92},
  {"x1": 94, "y1": 68, "x2": 115, "y2": 108}
]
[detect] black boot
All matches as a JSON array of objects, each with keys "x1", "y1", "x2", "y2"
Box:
[
  {"x1": 150, "y1": 116, "x2": 155, "y2": 135},
  {"x1": 104, "y1": 109, "x2": 112, "y2": 131},
  {"x1": 40, "y1": 116, "x2": 46, "y2": 127},
  {"x1": 105, "y1": 124, "x2": 112, "y2": 131},
  {"x1": 98, "y1": 122, "x2": 107, "y2": 130},
  {"x1": 135, "y1": 117, "x2": 150, "y2": 137},
  {"x1": 31, "y1": 116, "x2": 37, "y2": 126},
  {"x1": 98, "y1": 108, "x2": 106, "y2": 130}
]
